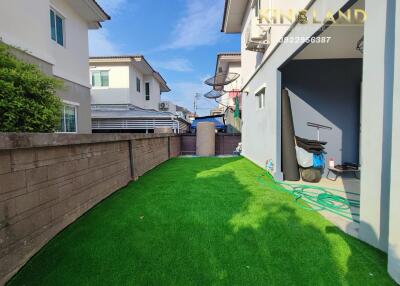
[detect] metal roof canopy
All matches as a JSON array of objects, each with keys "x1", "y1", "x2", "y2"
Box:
[
  {"x1": 191, "y1": 115, "x2": 226, "y2": 130},
  {"x1": 91, "y1": 105, "x2": 190, "y2": 132}
]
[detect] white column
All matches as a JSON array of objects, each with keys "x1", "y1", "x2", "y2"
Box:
[
  {"x1": 388, "y1": 0, "x2": 400, "y2": 282},
  {"x1": 359, "y1": 0, "x2": 395, "y2": 251}
]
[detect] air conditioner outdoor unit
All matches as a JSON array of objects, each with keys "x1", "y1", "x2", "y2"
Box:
[
  {"x1": 245, "y1": 18, "x2": 271, "y2": 53},
  {"x1": 159, "y1": 102, "x2": 169, "y2": 110}
]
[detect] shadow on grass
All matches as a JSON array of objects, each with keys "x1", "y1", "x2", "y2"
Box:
[{"x1": 7, "y1": 157, "x2": 396, "y2": 286}]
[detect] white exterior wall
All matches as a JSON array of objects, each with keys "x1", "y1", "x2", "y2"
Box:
[
  {"x1": 240, "y1": 0, "x2": 309, "y2": 84},
  {"x1": 388, "y1": 0, "x2": 400, "y2": 282},
  {"x1": 0, "y1": 0, "x2": 91, "y2": 88},
  {"x1": 143, "y1": 76, "x2": 161, "y2": 110},
  {"x1": 0, "y1": 0, "x2": 53, "y2": 64},
  {"x1": 130, "y1": 65, "x2": 144, "y2": 107},
  {"x1": 91, "y1": 62, "x2": 164, "y2": 110},
  {"x1": 50, "y1": 0, "x2": 91, "y2": 87},
  {"x1": 91, "y1": 65, "x2": 130, "y2": 104},
  {"x1": 359, "y1": 0, "x2": 394, "y2": 251}
]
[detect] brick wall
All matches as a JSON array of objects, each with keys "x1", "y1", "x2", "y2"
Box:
[
  {"x1": 180, "y1": 134, "x2": 241, "y2": 156},
  {"x1": 0, "y1": 133, "x2": 180, "y2": 285},
  {"x1": 169, "y1": 136, "x2": 181, "y2": 158},
  {"x1": 215, "y1": 134, "x2": 241, "y2": 155}
]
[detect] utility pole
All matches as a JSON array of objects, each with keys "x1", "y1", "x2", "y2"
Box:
[{"x1": 194, "y1": 93, "x2": 201, "y2": 116}]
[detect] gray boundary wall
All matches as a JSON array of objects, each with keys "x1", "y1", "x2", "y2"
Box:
[
  {"x1": 388, "y1": 0, "x2": 400, "y2": 282},
  {"x1": 359, "y1": 0, "x2": 394, "y2": 252},
  {"x1": 0, "y1": 133, "x2": 181, "y2": 285}
]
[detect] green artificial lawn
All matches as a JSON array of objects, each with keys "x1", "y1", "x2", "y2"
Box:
[{"x1": 8, "y1": 157, "x2": 396, "y2": 286}]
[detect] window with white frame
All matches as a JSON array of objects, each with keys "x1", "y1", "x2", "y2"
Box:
[
  {"x1": 91, "y1": 71, "x2": 109, "y2": 87},
  {"x1": 136, "y1": 77, "x2": 141, "y2": 93},
  {"x1": 255, "y1": 87, "x2": 266, "y2": 109},
  {"x1": 50, "y1": 8, "x2": 64, "y2": 46},
  {"x1": 145, "y1": 82, "x2": 150, "y2": 100},
  {"x1": 59, "y1": 104, "x2": 77, "y2": 133}
]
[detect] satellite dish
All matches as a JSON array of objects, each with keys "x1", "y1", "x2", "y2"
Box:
[
  {"x1": 203, "y1": 90, "x2": 225, "y2": 99},
  {"x1": 204, "y1": 72, "x2": 240, "y2": 88}
]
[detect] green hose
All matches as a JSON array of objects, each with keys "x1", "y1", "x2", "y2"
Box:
[{"x1": 257, "y1": 172, "x2": 360, "y2": 223}]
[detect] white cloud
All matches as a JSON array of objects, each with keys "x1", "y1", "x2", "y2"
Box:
[
  {"x1": 152, "y1": 58, "x2": 193, "y2": 72},
  {"x1": 89, "y1": 29, "x2": 120, "y2": 56},
  {"x1": 95, "y1": 0, "x2": 127, "y2": 15},
  {"x1": 162, "y1": 0, "x2": 224, "y2": 50}
]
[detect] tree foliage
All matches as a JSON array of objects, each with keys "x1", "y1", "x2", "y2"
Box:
[{"x1": 0, "y1": 43, "x2": 63, "y2": 132}]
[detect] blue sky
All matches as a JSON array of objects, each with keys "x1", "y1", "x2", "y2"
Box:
[{"x1": 89, "y1": 0, "x2": 240, "y2": 115}]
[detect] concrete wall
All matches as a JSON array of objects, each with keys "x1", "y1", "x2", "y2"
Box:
[
  {"x1": 282, "y1": 59, "x2": 363, "y2": 172},
  {"x1": 359, "y1": 0, "x2": 395, "y2": 252},
  {"x1": 0, "y1": 133, "x2": 181, "y2": 285},
  {"x1": 388, "y1": 0, "x2": 400, "y2": 282}
]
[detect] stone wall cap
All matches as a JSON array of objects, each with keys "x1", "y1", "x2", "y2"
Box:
[{"x1": 0, "y1": 133, "x2": 178, "y2": 150}]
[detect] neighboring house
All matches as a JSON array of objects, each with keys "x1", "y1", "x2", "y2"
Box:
[
  {"x1": 89, "y1": 56, "x2": 190, "y2": 133},
  {"x1": 157, "y1": 101, "x2": 193, "y2": 123},
  {"x1": 213, "y1": 53, "x2": 242, "y2": 133},
  {"x1": 0, "y1": 0, "x2": 110, "y2": 133},
  {"x1": 89, "y1": 55, "x2": 170, "y2": 111},
  {"x1": 221, "y1": 0, "x2": 399, "y2": 282}
]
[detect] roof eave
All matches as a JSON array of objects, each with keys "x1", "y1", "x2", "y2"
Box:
[
  {"x1": 214, "y1": 52, "x2": 241, "y2": 77},
  {"x1": 221, "y1": 0, "x2": 248, "y2": 34},
  {"x1": 83, "y1": 0, "x2": 110, "y2": 29}
]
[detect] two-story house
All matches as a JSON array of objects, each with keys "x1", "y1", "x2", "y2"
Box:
[
  {"x1": 220, "y1": 0, "x2": 399, "y2": 282},
  {"x1": 89, "y1": 56, "x2": 190, "y2": 133},
  {"x1": 90, "y1": 55, "x2": 170, "y2": 110},
  {"x1": 0, "y1": 0, "x2": 110, "y2": 133},
  {"x1": 212, "y1": 53, "x2": 242, "y2": 133}
]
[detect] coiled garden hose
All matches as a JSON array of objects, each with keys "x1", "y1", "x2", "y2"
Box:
[{"x1": 257, "y1": 172, "x2": 360, "y2": 222}]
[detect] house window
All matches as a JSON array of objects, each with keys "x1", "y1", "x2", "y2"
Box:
[
  {"x1": 50, "y1": 8, "x2": 64, "y2": 46},
  {"x1": 59, "y1": 104, "x2": 77, "y2": 133},
  {"x1": 145, "y1": 82, "x2": 150, "y2": 100},
  {"x1": 91, "y1": 71, "x2": 109, "y2": 87},
  {"x1": 136, "y1": 77, "x2": 141, "y2": 93},
  {"x1": 255, "y1": 87, "x2": 265, "y2": 109}
]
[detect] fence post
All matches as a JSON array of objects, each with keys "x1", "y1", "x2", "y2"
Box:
[
  {"x1": 168, "y1": 136, "x2": 171, "y2": 159},
  {"x1": 128, "y1": 140, "x2": 136, "y2": 180}
]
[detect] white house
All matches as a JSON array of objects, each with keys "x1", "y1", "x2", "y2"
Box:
[
  {"x1": 89, "y1": 55, "x2": 170, "y2": 111},
  {"x1": 213, "y1": 53, "x2": 242, "y2": 133},
  {"x1": 0, "y1": 0, "x2": 110, "y2": 133},
  {"x1": 220, "y1": 0, "x2": 399, "y2": 282},
  {"x1": 89, "y1": 56, "x2": 190, "y2": 133}
]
